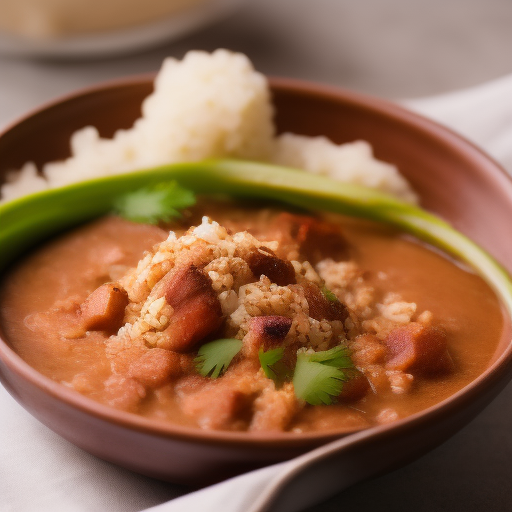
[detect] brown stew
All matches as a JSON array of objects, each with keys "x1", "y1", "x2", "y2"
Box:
[{"x1": 0, "y1": 200, "x2": 505, "y2": 433}]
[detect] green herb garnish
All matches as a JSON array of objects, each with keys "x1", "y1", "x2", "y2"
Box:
[
  {"x1": 321, "y1": 286, "x2": 339, "y2": 303},
  {"x1": 195, "y1": 338, "x2": 243, "y2": 378},
  {"x1": 306, "y1": 345, "x2": 353, "y2": 368},
  {"x1": 258, "y1": 347, "x2": 286, "y2": 381},
  {"x1": 113, "y1": 181, "x2": 195, "y2": 224},
  {"x1": 293, "y1": 346, "x2": 354, "y2": 405}
]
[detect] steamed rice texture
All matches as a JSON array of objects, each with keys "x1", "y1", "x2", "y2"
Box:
[{"x1": 1, "y1": 49, "x2": 417, "y2": 204}]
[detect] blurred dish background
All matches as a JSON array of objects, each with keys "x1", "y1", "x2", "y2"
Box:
[
  {"x1": 1, "y1": 0, "x2": 512, "y2": 128},
  {"x1": 1, "y1": 1, "x2": 512, "y2": 511},
  {"x1": 0, "y1": 0, "x2": 244, "y2": 58}
]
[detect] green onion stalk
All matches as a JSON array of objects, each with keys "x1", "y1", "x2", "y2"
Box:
[{"x1": 1, "y1": 159, "x2": 511, "y2": 320}]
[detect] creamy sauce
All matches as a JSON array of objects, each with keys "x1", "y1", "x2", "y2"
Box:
[
  {"x1": 0, "y1": 203, "x2": 505, "y2": 433},
  {"x1": 294, "y1": 217, "x2": 504, "y2": 432}
]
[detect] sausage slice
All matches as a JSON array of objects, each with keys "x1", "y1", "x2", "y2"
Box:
[
  {"x1": 385, "y1": 322, "x2": 453, "y2": 374},
  {"x1": 80, "y1": 283, "x2": 129, "y2": 332},
  {"x1": 159, "y1": 265, "x2": 223, "y2": 352}
]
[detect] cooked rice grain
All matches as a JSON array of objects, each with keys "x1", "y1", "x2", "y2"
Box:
[{"x1": 1, "y1": 50, "x2": 418, "y2": 204}]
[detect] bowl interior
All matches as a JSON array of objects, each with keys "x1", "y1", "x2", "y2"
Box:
[
  {"x1": 1, "y1": 78, "x2": 512, "y2": 475},
  {"x1": 3, "y1": 76, "x2": 512, "y2": 393}
]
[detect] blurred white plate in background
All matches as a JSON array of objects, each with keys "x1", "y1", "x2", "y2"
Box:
[{"x1": 0, "y1": 0, "x2": 244, "y2": 58}]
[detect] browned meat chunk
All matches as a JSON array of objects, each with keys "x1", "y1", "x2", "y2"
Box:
[
  {"x1": 244, "y1": 315, "x2": 292, "y2": 357},
  {"x1": 275, "y1": 213, "x2": 349, "y2": 264},
  {"x1": 245, "y1": 246, "x2": 296, "y2": 285},
  {"x1": 301, "y1": 282, "x2": 349, "y2": 323},
  {"x1": 338, "y1": 371, "x2": 370, "y2": 402},
  {"x1": 181, "y1": 385, "x2": 254, "y2": 430},
  {"x1": 80, "y1": 283, "x2": 129, "y2": 332},
  {"x1": 162, "y1": 295, "x2": 223, "y2": 352},
  {"x1": 250, "y1": 383, "x2": 299, "y2": 432},
  {"x1": 297, "y1": 218, "x2": 349, "y2": 264},
  {"x1": 385, "y1": 322, "x2": 453, "y2": 374},
  {"x1": 103, "y1": 374, "x2": 146, "y2": 412},
  {"x1": 250, "y1": 315, "x2": 292, "y2": 348},
  {"x1": 160, "y1": 265, "x2": 223, "y2": 352},
  {"x1": 351, "y1": 334, "x2": 387, "y2": 365},
  {"x1": 127, "y1": 348, "x2": 182, "y2": 388},
  {"x1": 106, "y1": 339, "x2": 147, "y2": 374},
  {"x1": 164, "y1": 264, "x2": 214, "y2": 308}
]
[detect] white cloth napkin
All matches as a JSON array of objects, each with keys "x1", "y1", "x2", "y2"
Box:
[
  {"x1": 403, "y1": 72, "x2": 512, "y2": 174},
  {"x1": 2, "y1": 73, "x2": 512, "y2": 512}
]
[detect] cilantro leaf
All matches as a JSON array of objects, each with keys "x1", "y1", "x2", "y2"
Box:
[
  {"x1": 292, "y1": 346, "x2": 353, "y2": 405},
  {"x1": 195, "y1": 338, "x2": 243, "y2": 379},
  {"x1": 113, "y1": 181, "x2": 196, "y2": 224},
  {"x1": 258, "y1": 347, "x2": 285, "y2": 381},
  {"x1": 293, "y1": 359, "x2": 345, "y2": 405},
  {"x1": 306, "y1": 345, "x2": 353, "y2": 369}
]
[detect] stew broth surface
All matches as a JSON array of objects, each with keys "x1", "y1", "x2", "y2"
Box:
[{"x1": 0, "y1": 201, "x2": 505, "y2": 433}]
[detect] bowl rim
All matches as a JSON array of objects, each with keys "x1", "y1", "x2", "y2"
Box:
[{"x1": 1, "y1": 75, "x2": 512, "y2": 449}]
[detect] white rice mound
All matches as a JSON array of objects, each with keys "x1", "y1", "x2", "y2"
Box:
[
  {"x1": 1, "y1": 49, "x2": 418, "y2": 204},
  {"x1": 273, "y1": 134, "x2": 418, "y2": 203}
]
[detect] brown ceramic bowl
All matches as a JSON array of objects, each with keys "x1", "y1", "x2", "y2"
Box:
[{"x1": 0, "y1": 77, "x2": 512, "y2": 490}]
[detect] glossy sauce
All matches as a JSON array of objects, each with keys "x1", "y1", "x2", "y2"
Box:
[{"x1": 0, "y1": 205, "x2": 506, "y2": 433}]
